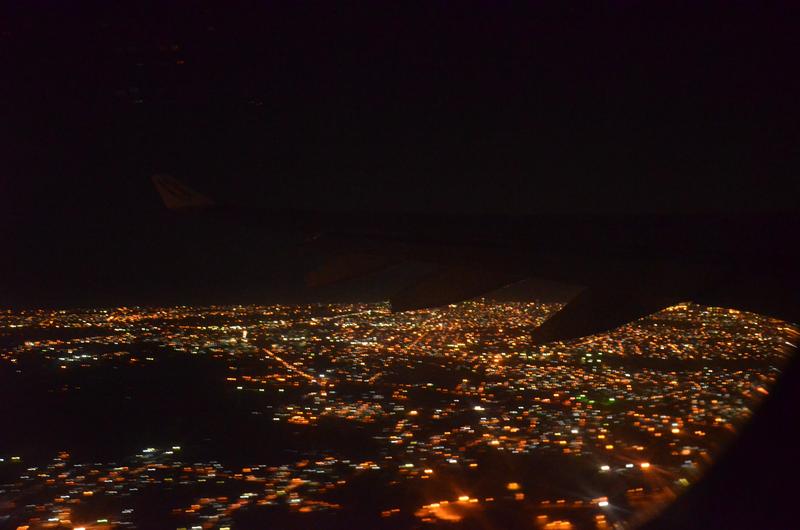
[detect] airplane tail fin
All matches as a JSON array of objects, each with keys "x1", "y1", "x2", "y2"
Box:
[{"x1": 152, "y1": 174, "x2": 215, "y2": 210}]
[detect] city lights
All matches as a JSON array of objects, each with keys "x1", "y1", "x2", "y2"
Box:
[{"x1": 0, "y1": 300, "x2": 793, "y2": 529}]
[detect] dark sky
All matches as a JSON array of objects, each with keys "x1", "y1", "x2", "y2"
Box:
[{"x1": 1, "y1": 1, "x2": 799, "y2": 307}]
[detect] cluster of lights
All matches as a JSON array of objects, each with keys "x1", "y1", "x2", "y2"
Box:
[{"x1": 0, "y1": 301, "x2": 794, "y2": 530}]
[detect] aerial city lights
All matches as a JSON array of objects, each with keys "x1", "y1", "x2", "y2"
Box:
[{"x1": 0, "y1": 300, "x2": 795, "y2": 529}]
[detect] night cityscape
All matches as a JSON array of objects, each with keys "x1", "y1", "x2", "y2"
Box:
[
  {"x1": 3, "y1": 3, "x2": 800, "y2": 529},
  {"x1": 1, "y1": 301, "x2": 795, "y2": 529}
]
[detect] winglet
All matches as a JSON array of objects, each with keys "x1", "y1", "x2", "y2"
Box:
[{"x1": 152, "y1": 174, "x2": 215, "y2": 210}]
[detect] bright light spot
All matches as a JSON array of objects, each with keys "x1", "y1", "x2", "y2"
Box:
[
  {"x1": 598, "y1": 501, "x2": 609, "y2": 507},
  {"x1": 543, "y1": 520, "x2": 574, "y2": 530},
  {"x1": 473, "y1": 405, "x2": 484, "y2": 411},
  {"x1": 600, "y1": 465, "x2": 610, "y2": 471},
  {"x1": 506, "y1": 482, "x2": 521, "y2": 491},
  {"x1": 458, "y1": 495, "x2": 470, "y2": 502},
  {"x1": 640, "y1": 462, "x2": 651, "y2": 469}
]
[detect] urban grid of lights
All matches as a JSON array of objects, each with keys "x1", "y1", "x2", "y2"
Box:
[{"x1": 0, "y1": 300, "x2": 796, "y2": 529}]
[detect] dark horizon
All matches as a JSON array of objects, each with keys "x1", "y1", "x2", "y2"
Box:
[{"x1": 2, "y1": 2, "x2": 799, "y2": 308}]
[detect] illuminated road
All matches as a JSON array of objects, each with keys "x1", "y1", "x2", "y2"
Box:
[{"x1": 262, "y1": 347, "x2": 323, "y2": 385}]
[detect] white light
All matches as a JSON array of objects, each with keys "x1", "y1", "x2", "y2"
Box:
[
  {"x1": 600, "y1": 465, "x2": 610, "y2": 471},
  {"x1": 599, "y1": 500, "x2": 609, "y2": 507}
]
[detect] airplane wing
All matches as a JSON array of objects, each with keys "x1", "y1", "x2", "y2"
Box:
[
  {"x1": 529, "y1": 285, "x2": 684, "y2": 344},
  {"x1": 152, "y1": 174, "x2": 215, "y2": 211},
  {"x1": 152, "y1": 175, "x2": 800, "y2": 344},
  {"x1": 390, "y1": 264, "x2": 526, "y2": 312}
]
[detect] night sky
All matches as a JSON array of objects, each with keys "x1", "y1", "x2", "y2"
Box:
[{"x1": 2, "y1": 2, "x2": 799, "y2": 307}]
